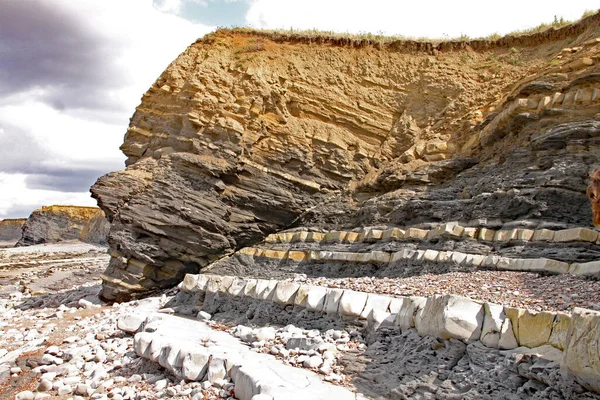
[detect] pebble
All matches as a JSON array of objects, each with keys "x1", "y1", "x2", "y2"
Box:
[
  {"x1": 37, "y1": 379, "x2": 53, "y2": 392},
  {"x1": 201, "y1": 381, "x2": 212, "y2": 390},
  {"x1": 15, "y1": 391, "x2": 34, "y2": 400},
  {"x1": 197, "y1": 311, "x2": 212, "y2": 321},
  {"x1": 154, "y1": 378, "x2": 169, "y2": 390},
  {"x1": 58, "y1": 385, "x2": 73, "y2": 396},
  {"x1": 303, "y1": 355, "x2": 323, "y2": 368}
]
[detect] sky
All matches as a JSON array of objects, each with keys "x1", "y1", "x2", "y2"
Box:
[{"x1": 0, "y1": 0, "x2": 598, "y2": 219}]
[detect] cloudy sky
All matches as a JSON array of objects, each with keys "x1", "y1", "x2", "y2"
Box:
[{"x1": 0, "y1": 0, "x2": 598, "y2": 218}]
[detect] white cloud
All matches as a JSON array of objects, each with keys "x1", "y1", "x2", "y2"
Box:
[
  {"x1": 0, "y1": 173, "x2": 97, "y2": 219},
  {"x1": 0, "y1": 0, "x2": 213, "y2": 218},
  {"x1": 245, "y1": 0, "x2": 599, "y2": 38}
]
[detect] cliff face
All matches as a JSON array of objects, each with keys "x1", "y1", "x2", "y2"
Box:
[
  {"x1": 17, "y1": 205, "x2": 110, "y2": 246},
  {"x1": 0, "y1": 218, "x2": 26, "y2": 242},
  {"x1": 92, "y1": 14, "x2": 600, "y2": 301}
]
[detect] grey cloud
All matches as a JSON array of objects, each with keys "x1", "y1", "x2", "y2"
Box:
[
  {"x1": 0, "y1": 1, "x2": 128, "y2": 111},
  {"x1": 0, "y1": 203, "x2": 38, "y2": 219},
  {"x1": 0, "y1": 123, "x2": 122, "y2": 192},
  {"x1": 24, "y1": 168, "x2": 106, "y2": 193}
]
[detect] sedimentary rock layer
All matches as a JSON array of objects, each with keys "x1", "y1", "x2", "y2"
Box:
[
  {"x1": 0, "y1": 219, "x2": 26, "y2": 242},
  {"x1": 17, "y1": 205, "x2": 109, "y2": 246},
  {"x1": 93, "y1": 13, "x2": 600, "y2": 300}
]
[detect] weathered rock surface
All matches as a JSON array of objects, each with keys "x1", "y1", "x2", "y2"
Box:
[
  {"x1": 0, "y1": 218, "x2": 26, "y2": 246},
  {"x1": 17, "y1": 205, "x2": 109, "y2": 247},
  {"x1": 92, "y1": 14, "x2": 600, "y2": 300}
]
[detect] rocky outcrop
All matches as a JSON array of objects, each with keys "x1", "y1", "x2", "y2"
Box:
[
  {"x1": 17, "y1": 205, "x2": 109, "y2": 246},
  {"x1": 92, "y1": 13, "x2": 600, "y2": 301},
  {"x1": 0, "y1": 219, "x2": 26, "y2": 244}
]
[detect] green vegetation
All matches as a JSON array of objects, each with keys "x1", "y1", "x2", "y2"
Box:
[
  {"x1": 221, "y1": 9, "x2": 598, "y2": 45},
  {"x1": 506, "y1": 9, "x2": 598, "y2": 37}
]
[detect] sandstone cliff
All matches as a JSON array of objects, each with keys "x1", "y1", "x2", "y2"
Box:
[
  {"x1": 17, "y1": 205, "x2": 110, "y2": 246},
  {"x1": 0, "y1": 218, "x2": 26, "y2": 245},
  {"x1": 93, "y1": 13, "x2": 600, "y2": 301}
]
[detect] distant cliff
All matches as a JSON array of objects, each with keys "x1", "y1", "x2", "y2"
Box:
[
  {"x1": 17, "y1": 205, "x2": 110, "y2": 246},
  {"x1": 0, "y1": 218, "x2": 26, "y2": 243}
]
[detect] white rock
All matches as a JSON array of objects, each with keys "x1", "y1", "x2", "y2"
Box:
[
  {"x1": 207, "y1": 355, "x2": 227, "y2": 382},
  {"x1": 303, "y1": 355, "x2": 323, "y2": 368},
  {"x1": 15, "y1": 391, "x2": 34, "y2": 400},
  {"x1": 253, "y1": 327, "x2": 276, "y2": 342},
  {"x1": 37, "y1": 379, "x2": 53, "y2": 392},
  {"x1": 154, "y1": 379, "x2": 169, "y2": 390},
  {"x1": 415, "y1": 295, "x2": 484, "y2": 341},
  {"x1": 117, "y1": 314, "x2": 145, "y2": 334},
  {"x1": 58, "y1": 385, "x2": 73, "y2": 396},
  {"x1": 197, "y1": 311, "x2": 212, "y2": 321},
  {"x1": 480, "y1": 303, "x2": 505, "y2": 348}
]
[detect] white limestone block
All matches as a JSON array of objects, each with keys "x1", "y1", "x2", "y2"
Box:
[
  {"x1": 450, "y1": 251, "x2": 468, "y2": 265},
  {"x1": 338, "y1": 290, "x2": 368, "y2": 318},
  {"x1": 478, "y1": 228, "x2": 496, "y2": 241},
  {"x1": 181, "y1": 274, "x2": 199, "y2": 292},
  {"x1": 272, "y1": 282, "x2": 300, "y2": 305},
  {"x1": 293, "y1": 284, "x2": 311, "y2": 308},
  {"x1": 553, "y1": 227, "x2": 599, "y2": 243},
  {"x1": 465, "y1": 254, "x2": 485, "y2": 267},
  {"x1": 423, "y1": 249, "x2": 439, "y2": 262},
  {"x1": 562, "y1": 308, "x2": 600, "y2": 393},
  {"x1": 182, "y1": 345, "x2": 209, "y2": 381},
  {"x1": 533, "y1": 229, "x2": 555, "y2": 242},
  {"x1": 324, "y1": 288, "x2": 345, "y2": 314},
  {"x1": 480, "y1": 303, "x2": 505, "y2": 348},
  {"x1": 360, "y1": 294, "x2": 392, "y2": 319},
  {"x1": 243, "y1": 279, "x2": 258, "y2": 298},
  {"x1": 406, "y1": 228, "x2": 429, "y2": 240},
  {"x1": 498, "y1": 318, "x2": 518, "y2": 350},
  {"x1": 305, "y1": 286, "x2": 328, "y2": 312},
  {"x1": 569, "y1": 261, "x2": 600, "y2": 276},
  {"x1": 394, "y1": 296, "x2": 426, "y2": 330},
  {"x1": 364, "y1": 229, "x2": 384, "y2": 242},
  {"x1": 391, "y1": 248, "x2": 415, "y2": 262},
  {"x1": 516, "y1": 229, "x2": 535, "y2": 241},
  {"x1": 414, "y1": 295, "x2": 484, "y2": 341},
  {"x1": 382, "y1": 228, "x2": 405, "y2": 240},
  {"x1": 388, "y1": 297, "x2": 409, "y2": 314}
]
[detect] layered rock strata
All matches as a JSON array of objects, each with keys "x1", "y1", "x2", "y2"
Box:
[
  {"x1": 0, "y1": 218, "x2": 26, "y2": 245},
  {"x1": 92, "y1": 14, "x2": 600, "y2": 300},
  {"x1": 17, "y1": 205, "x2": 109, "y2": 246}
]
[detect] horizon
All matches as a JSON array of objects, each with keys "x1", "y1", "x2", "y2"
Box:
[{"x1": 1, "y1": 0, "x2": 598, "y2": 219}]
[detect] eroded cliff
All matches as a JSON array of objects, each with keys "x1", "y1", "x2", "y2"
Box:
[
  {"x1": 17, "y1": 205, "x2": 110, "y2": 246},
  {"x1": 0, "y1": 218, "x2": 26, "y2": 245},
  {"x1": 92, "y1": 13, "x2": 600, "y2": 301}
]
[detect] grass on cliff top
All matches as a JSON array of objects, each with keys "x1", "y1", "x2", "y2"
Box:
[{"x1": 224, "y1": 9, "x2": 598, "y2": 43}]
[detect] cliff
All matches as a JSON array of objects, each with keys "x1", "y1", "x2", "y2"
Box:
[
  {"x1": 17, "y1": 205, "x2": 110, "y2": 246},
  {"x1": 0, "y1": 218, "x2": 26, "y2": 243},
  {"x1": 92, "y1": 13, "x2": 600, "y2": 301}
]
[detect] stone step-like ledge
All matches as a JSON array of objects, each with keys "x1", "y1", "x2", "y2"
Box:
[
  {"x1": 130, "y1": 313, "x2": 360, "y2": 400},
  {"x1": 178, "y1": 273, "x2": 600, "y2": 393},
  {"x1": 264, "y1": 225, "x2": 600, "y2": 247},
  {"x1": 237, "y1": 246, "x2": 593, "y2": 276}
]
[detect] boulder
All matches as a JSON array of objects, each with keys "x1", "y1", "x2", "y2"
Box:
[{"x1": 563, "y1": 308, "x2": 600, "y2": 392}]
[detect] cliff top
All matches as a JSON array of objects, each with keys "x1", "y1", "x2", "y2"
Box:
[
  {"x1": 200, "y1": 10, "x2": 600, "y2": 53},
  {"x1": 0, "y1": 218, "x2": 27, "y2": 223}
]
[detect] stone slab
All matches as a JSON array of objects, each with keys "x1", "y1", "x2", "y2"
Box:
[{"x1": 133, "y1": 314, "x2": 357, "y2": 400}]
